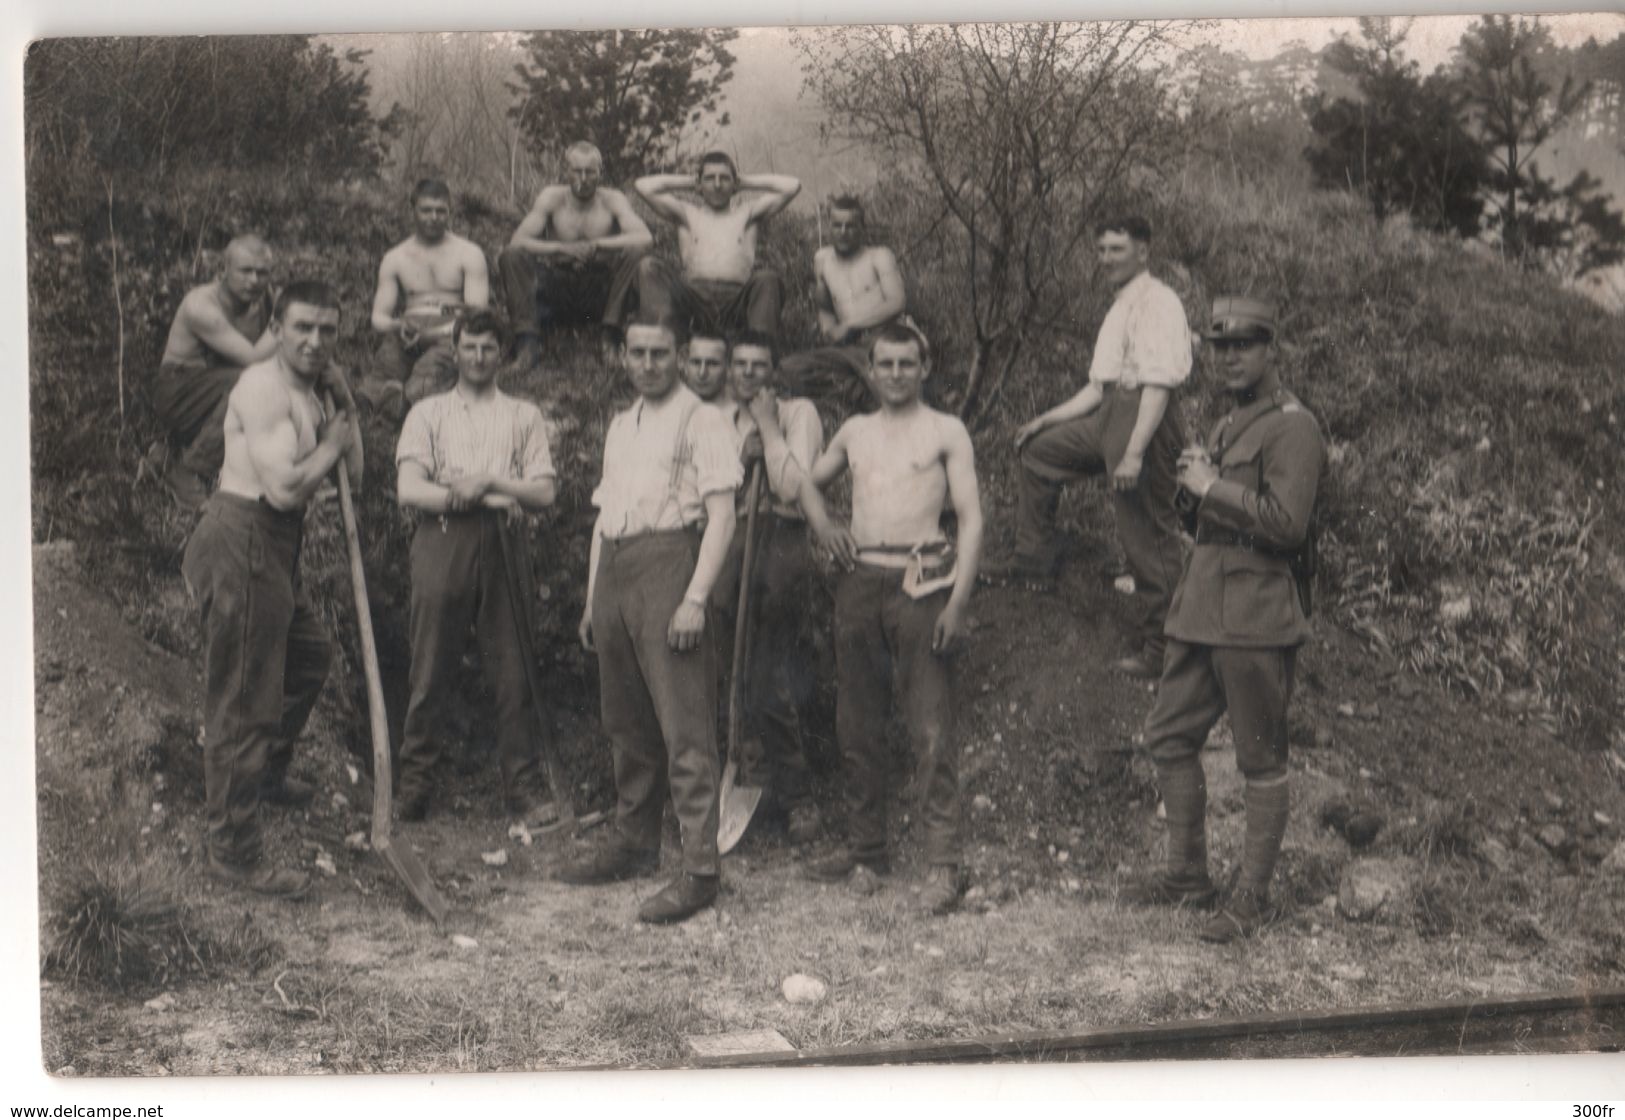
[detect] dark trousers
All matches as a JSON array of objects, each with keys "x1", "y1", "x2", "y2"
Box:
[
  {"x1": 496, "y1": 245, "x2": 648, "y2": 336},
  {"x1": 399, "y1": 515, "x2": 541, "y2": 803},
  {"x1": 152, "y1": 358, "x2": 243, "y2": 478},
  {"x1": 182, "y1": 493, "x2": 332, "y2": 867},
  {"x1": 594, "y1": 531, "x2": 720, "y2": 875},
  {"x1": 1015, "y1": 385, "x2": 1186, "y2": 654},
  {"x1": 834, "y1": 565, "x2": 961, "y2": 866},
  {"x1": 635, "y1": 256, "x2": 782, "y2": 337},
  {"x1": 369, "y1": 335, "x2": 456, "y2": 404},
  {"x1": 711, "y1": 514, "x2": 814, "y2": 809},
  {"x1": 1144, "y1": 641, "x2": 1296, "y2": 780}
]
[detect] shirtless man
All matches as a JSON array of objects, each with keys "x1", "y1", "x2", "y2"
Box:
[
  {"x1": 777, "y1": 322, "x2": 983, "y2": 915},
  {"x1": 634, "y1": 152, "x2": 799, "y2": 339},
  {"x1": 153, "y1": 235, "x2": 277, "y2": 507},
  {"x1": 364, "y1": 179, "x2": 490, "y2": 415},
  {"x1": 181, "y1": 280, "x2": 363, "y2": 898},
  {"x1": 497, "y1": 142, "x2": 654, "y2": 372},
  {"x1": 779, "y1": 196, "x2": 908, "y2": 411}
]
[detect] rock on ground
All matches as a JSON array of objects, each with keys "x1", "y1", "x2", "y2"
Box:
[
  {"x1": 1337, "y1": 857, "x2": 1415, "y2": 922},
  {"x1": 781, "y1": 973, "x2": 827, "y2": 1005}
]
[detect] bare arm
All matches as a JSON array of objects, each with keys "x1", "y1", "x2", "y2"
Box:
[
  {"x1": 740, "y1": 173, "x2": 801, "y2": 222},
  {"x1": 936, "y1": 418, "x2": 983, "y2": 652},
  {"x1": 668, "y1": 492, "x2": 736, "y2": 652},
  {"x1": 1112, "y1": 385, "x2": 1170, "y2": 491},
  {"x1": 486, "y1": 475, "x2": 557, "y2": 512},
  {"x1": 461, "y1": 242, "x2": 490, "y2": 310},
  {"x1": 1016, "y1": 380, "x2": 1103, "y2": 449},
  {"x1": 813, "y1": 254, "x2": 840, "y2": 341},
  {"x1": 396, "y1": 459, "x2": 456, "y2": 514},
  {"x1": 634, "y1": 174, "x2": 695, "y2": 226},
  {"x1": 598, "y1": 189, "x2": 654, "y2": 251},
  {"x1": 370, "y1": 253, "x2": 403, "y2": 335},
  {"x1": 239, "y1": 377, "x2": 350, "y2": 511},
  {"x1": 793, "y1": 424, "x2": 856, "y2": 568},
  {"x1": 508, "y1": 189, "x2": 568, "y2": 256},
  {"x1": 580, "y1": 514, "x2": 604, "y2": 650},
  {"x1": 183, "y1": 294, "x2": 278, "y2": 366}
]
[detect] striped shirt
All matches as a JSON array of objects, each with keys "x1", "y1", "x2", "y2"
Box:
[
  {"x1": 1088, "y1": 271, "x2": 1193, "y2": 391},
  {"x1": 395, "y1": 387, "x2": 556, "y2": 485},
  {"x1": 713, "y1": 396, "x2": 824, "y2": 521},
  {"x1": 591, "y1": 384, "x2": 742, "y2": 539}
]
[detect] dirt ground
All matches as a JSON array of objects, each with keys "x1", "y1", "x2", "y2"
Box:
[{"x1": 32, "y1": 527, "x2": 1625, "y2": 1075}]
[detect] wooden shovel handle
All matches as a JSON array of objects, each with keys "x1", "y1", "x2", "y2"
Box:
[{"x1": 726, "y1": 464, "x2": 765, "y2": 767}]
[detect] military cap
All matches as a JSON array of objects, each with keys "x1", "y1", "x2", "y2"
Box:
[{"x1": 1201, "y1": 295, "x2": 1277, "y2": 342}]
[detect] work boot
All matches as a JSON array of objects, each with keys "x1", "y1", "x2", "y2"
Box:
[
  {"x1": 918, "y1": 865, "x2": 964, "y2": 916},
  {"x1": 262, "y1": 775, "x2": 316, "y2": 809},
  {"x1": 977, "y1": 555, "x2": 1055, "y2": 593},
  {"x1": 1113, "y1": 647, "x2": 1163, "y2": 681},
  {"x1": 513, "y1": 332, "x2": 543, "y2": 374},
  {"x1": 803, "y1": 847, "x2": 889, "y2": 883},
  {"x1": 1199, "y1": 888, "x2": 1271, "y2": 943},
  {"x1": 1120, "y1": 870, "x2": 1218, "y2": 910},
  {"x1": 162, "y1": 461, "x2": 211, "y2": 511},
  {"x1": 206, "y1": 854, "x2": 310, "y2": 899},
  {"x1": 558, "y1": 843, "x2": 660, "y2": 886},
  {"x1": 787, "y1": 804, "x2": 824, "y2": 846},
  {"x1": 636, "y1": 872, "x2": 719, "y2": 924}
]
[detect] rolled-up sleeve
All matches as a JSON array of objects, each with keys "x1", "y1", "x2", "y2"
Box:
[
  {"x1": 1131, "y1": 285, "x2": 1194, "y2": 389},
  {"x1": 516, "y1": 403, "x2": 557, "y2": 481},
  {"x1": 689, "y1": 405, "x2": 745, "y2": 499},
  {"x1": 395, "y1": 402, "x2": 436, "y2": 475},
  {"x1": 765, "y1": 399, "x2": 824, "y2": 504}
]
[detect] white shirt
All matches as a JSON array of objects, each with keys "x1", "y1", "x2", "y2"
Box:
[
  {"x1": 396, "y1": 387, "x2": 555, "y2": 484},
  {"x1": 591, "y1": 384, "x2": 742, "y2": 538},
  {"x1": 714, "y1": 396, "x2": 824, "y2": 521},
  {"x1": 1087, "y1": 271, "x2": 1192, "y2": 390}
]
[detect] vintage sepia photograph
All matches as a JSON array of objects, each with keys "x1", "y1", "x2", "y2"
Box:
[{"x1": 15, "y1": 4, "x2": 1625, "y2": 1094}]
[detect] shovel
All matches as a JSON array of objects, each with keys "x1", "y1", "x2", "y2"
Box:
[
  {"x1": 718, "y1": 464, "x2": 767, "y2": 855},
  {"x1": 330, "y1": 402, "x2": 449, "y2": 928},
  {"x1": 494, "y1": 516, "x2": 578, "y2": 834}
]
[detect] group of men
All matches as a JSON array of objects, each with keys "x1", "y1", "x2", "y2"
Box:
[{"x1": 159, "y1": 137, "x2": 1324, "y2": 942}]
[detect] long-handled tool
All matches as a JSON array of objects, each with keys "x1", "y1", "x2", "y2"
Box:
[
  {"x1": 495, "y1": 516, "x2": 578, "y2": 833},
  {"x1": 717, "y1": 464, "x2": 767, "y2": 855},
  {"x1": 330, "y1": 408, "x2": 449, "y2": 928}
]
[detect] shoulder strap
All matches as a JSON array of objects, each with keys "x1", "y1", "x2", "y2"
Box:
[
  {"x1": 1212, "y1": 397, "x2": 1285, "y2": 457},
  {"x1": 667, "y1": 399, "x2": 702, "y2": 492}
]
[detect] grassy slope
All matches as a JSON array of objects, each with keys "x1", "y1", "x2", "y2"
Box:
[{"x1": 27, "y1": 167, "x2": 1625, "y2": 1069}]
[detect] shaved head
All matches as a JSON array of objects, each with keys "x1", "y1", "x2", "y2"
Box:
[{"x1": 224, "y1": 235, "x2": 272, "y2": 265}]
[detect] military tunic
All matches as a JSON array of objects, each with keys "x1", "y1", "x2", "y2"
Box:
[{"x1": 1144, "y1": 387, "x2": 1325, "y2": 779}]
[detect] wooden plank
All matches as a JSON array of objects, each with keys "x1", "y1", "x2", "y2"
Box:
[
  {"x1": 677, "y1": 987, "x2": 1625, "y2": 1069},
  {"x1": 686, "y1": 1029, "x2": 796, "y2": 1058}
]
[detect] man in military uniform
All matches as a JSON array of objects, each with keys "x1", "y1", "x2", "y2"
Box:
[{"x1": 1124, "y1": 295, "x2": 1325, "y2": 943}]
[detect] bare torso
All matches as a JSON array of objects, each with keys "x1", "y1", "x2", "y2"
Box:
[
  {"x1": 679, "y1": 199, "x2": 757, "y2": 284},
  {"x1": 383, "y1": 233, "x2": 482, "y2": 339},
  {"x1": 544, "y1": 186, "x2": 626, "y2": 243},
  {"x1": 817, "y1": 246, "x2": 894, "y2": 327},
  {"x1": 161, "y1": 281, "x2": 270, "y2": 366},
  {"x1": 843, "y1": 408, "x2": 953, "y2": 548},
  {"x1": 218, "y1": 360, "x2": 323, "y2": 504}
]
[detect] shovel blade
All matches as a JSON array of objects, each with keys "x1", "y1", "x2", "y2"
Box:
[
  {"x1": 717, "y1": 760, "x2": 765, "y2": 856},
  {"x1": 376, "y1": 834, "x2": 450, "y2": 929}
]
